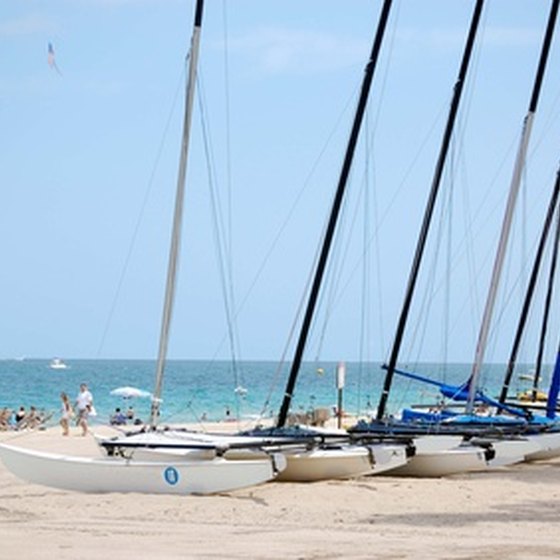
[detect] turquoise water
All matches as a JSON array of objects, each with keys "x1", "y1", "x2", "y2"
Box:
[{"x1": 0, "y1": 359, "x2": 542, "y2": 427}]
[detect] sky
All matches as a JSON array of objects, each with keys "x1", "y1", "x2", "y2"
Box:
[{"x1": 2, "y1": 1, "x2": 560, "y2": 365}]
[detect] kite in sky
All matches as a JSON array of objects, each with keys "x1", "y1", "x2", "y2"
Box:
[{"x1": 47, "y1": 42, "x2": 62, "y2": 75}]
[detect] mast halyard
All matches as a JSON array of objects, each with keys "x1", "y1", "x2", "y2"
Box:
[
  {"x1": 150, "y1": 0, "x2": 205, "y2": 428},
  {"x1": 376, "y1": 0, "x2": 485, "y2": 421},
  {"x1": 466, "y1": 0, "x2": 559, "y2": 413},
  {"x1": 276, "y1": 0, "x2": 394, "y2": 428}
]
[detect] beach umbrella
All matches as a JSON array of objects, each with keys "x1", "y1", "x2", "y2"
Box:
[{"x1": 110, "y1": 386, "x2": 152, "y2": 399}]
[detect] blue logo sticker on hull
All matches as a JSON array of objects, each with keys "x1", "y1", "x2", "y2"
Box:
[{"x1": 164, "y1": 466, "x2": 180, "y2": 485}]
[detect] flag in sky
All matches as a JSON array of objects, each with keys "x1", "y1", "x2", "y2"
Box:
[{"x1": 47, "y1": 42, "x2": 62, "y2": 75}]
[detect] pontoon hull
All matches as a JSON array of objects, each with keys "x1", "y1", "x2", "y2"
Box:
[{"x1": 0, "y1": 443, "x2": 284, "y2": 495}]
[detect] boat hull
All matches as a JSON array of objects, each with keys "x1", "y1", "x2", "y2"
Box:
[
  {"x1": 387, "y1": 445, "x2": 489, "y2": 477},
  {"x1": 525, "y1": 431, "x2": 560, "y2": 461},
  {"x1": 0, "y1": 443, "x2": 284, "y2": 495},
  {"x1": 104, "y1": 438, "x2": 411, "y2": 482},
  {"x1": 276, "y1": 443, "x2": 409, "y2": 482},
  {"x1": 485, "y1": 439, "x2": 540, "y2": 467}
]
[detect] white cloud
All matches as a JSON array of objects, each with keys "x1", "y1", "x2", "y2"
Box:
[
  {"x1": 0, "y1": 14, "x2": 57, "y2": 37},
  {"x1": 396, "y1": 25, "x2": 540, "y2": 51},
  {"x1": 228, "y1": 27, "x2": 369, "y2": 75},
  {"x1": 481, "y1": 26, "x2": 541, "y2": 48},
  {"x1": 72, "y1": 0, "x2": 179, "y2": 5}
]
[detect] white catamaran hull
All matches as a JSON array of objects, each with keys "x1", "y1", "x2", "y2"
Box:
[
  {"x1": 411, "y1": 435, "x2": 464, "y2": 454},
  {"x1": 276, "y1": 443, "x2": 409, "y2": 482},
  {"x1": 485, "y1": 439, "x2": 541, "y2": 467},
  {"x1": 100, "y1": 434, "x2": 410, "y2": 482},
  {"x1": 525, "y1": 431, "x2": 560, "y2": 461},
  {"x1": 0, "y1": 443, "x2": 285, "y2": 495},
  {"x1": 387, "y1": 445, "x2": 489, "y2": 477}
]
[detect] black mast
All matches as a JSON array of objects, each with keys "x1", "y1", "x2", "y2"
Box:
[
  {"x1": 499, "y1": 170, "x2": 560, "y2": 405},
  {"x1": 533, "y1": 200, "x2": 560, "y2": 399},
  {"x1": 276, "y1": 0, "x2": 393, "y2": 428},
  {"x1": 376, "y1": 0, "x2": 484, "y2": 420},
  {"x1": 497, "y1": 0, "x2": 559, "y2": 405}
]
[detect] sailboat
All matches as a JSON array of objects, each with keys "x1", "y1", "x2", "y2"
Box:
[
  {"x1": 0, "y1": 0, "x2": 285, "y2": 495},
  {"x1": 350, "y1": 0, "x2": 560, "y2": 476},
  {"x1": 391, "y1": 0, "x2": 560, "y2": 447},
  {"x1": 97, "y1": 0, "x2": 413, "y2": 482},
  {"x1": 249, "y1": 0, "x2": 416, "y2": 481},
  {"x1": 347, "y1": 0, "x2": 495, "y2": 477}
]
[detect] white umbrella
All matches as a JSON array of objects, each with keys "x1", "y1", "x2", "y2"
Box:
[{"x1": 110, "y1": 386, "x2": 152, "y2": 399}]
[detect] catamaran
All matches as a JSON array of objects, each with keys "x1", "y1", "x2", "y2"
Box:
[
  {"x1": 350, "y1": 0, "x2": 560, "y2": 476},
  {"x1": 97, "y1": 0, "x2": 414, "y2": 482},
  {"x1": 0, "y1": 0, "x2": 285, "y2": 495}
]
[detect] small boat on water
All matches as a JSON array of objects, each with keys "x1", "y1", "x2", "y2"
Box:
[{"x1": 49, "y1": 358, "x2": 68, "y2": 370}]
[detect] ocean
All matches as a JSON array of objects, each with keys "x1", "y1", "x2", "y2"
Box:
[{"x1": 0, "y1": 358, "x2": 541, "y2": 427}]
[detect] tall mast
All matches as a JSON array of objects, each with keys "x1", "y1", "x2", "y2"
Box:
[
  {"x1": 376, "y1": 0, "x2": 484, "y2": 420},
  {"x1": 466, "y1": 0, "x2": 558, "y2": 413},
  {"x1": 276, "y1": 0, "x2": 393, "y2": 428},
  {"x1": 150, "y1": 0, "x2": 205, "y2": 428},
  {"x1": 533, "y1": 198, "x2": 560, "y2": 398},
  {"x1": 499, "y1": 166, "x2": 560, "y2": 405}
]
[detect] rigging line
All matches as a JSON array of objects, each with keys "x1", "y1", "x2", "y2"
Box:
[
  {"x1": 358, "y1": 117, "x2": 373, "y2": 416},
  {"x1": 534, "y1": 204, "x2": 560, "y2": 395},
  {"x1": 530, "y1": 86, "x2": 560, "y2": 158},
  {"x1": 220, "y1": 0, "x2": 240, "y2": 380},
  {"x1": 196, "y1": 73, "x2": 244, "y2": 399},
  {"x1": 317, "y1": 103, "x2": 450, "y2": 353},
  {"x1": 442, "y1": 141, "x2": 455, "y2": 373},
  {"x1": 221, "y1": 0, "x2": 233, "y2": 260},
  {"x1": 361, "y1": 0, "x2": 399, "y2": 370},
  {"x1": 467, "y1": 0, "x2": 560, "y2": 411},
  {"x1": 278, "y1": 0, "x2": 395, "y2": 428},
  {"x1": 313, "y1": 164, "x2": 363, "y2": 361},
  {"x1": 95, "y1": 65, "x2": 187, "y2": 357},
  {"x1": 407, "y1": 143, "x2": 457, "y2": 367},
  {"x1": 369, "y1": 152, "x2": 385, "y2": 360},
  {"x1": 314, "y1": 108, "x2": 447, "y2": 359},
  {"x1": 192, "y1": 82, "x2": 361, "y2": 369},
  {"x1": 361, "y1": 1, "x2": 399, "y2": 368},
  {"x1": 350, "y1": 3, "x2": 486, "y2": 332},
  {"x1": 417, "y1": 20, "x2": 483, "y2": 367},
  {"x1": 498, "y1": 169, "x2": 560, "y2": 402},
  {"x1": 196, "y1": 71, "x2": 243, "y2": 373},
  {"x1": 404, "y1": 176, "x2": 447, "y2": 365},
  {"x1": 458, "y1": 142, "x2": 482, "y2": 344},
  {"x1": 302, "y1": 105, "x2": 450, "y2": 358},
  {"x1": 378, "y1": 0, "x2": 486, "y2": 420},
  {"x1": 257, "y1": 240, "x2": 325, "y2": 421},
  {"x1": 402, "y1": 117, "x2": 551, "y2": 348}
]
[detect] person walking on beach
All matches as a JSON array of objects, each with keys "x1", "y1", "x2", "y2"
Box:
[
  {"x1": 60, "y1": 392, "x2": 73, "y2": 436},
  {"x1": 75, "y1": 383, "x2": 93, "y2": 436}
]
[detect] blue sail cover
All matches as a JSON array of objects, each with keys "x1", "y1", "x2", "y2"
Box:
[
  {"x1": 389, "y1": 365, "x2": 528, "y2": 421},
  {"x1": 386, "y1": 365, "x2": 471, "y2": 400}
]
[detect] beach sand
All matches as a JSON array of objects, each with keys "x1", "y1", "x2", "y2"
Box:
[{"x1": 1, "y1": 425, "x2": 559, "y2": 560}]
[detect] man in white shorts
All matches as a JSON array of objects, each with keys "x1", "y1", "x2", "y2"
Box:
[{"x1": 75, "y1": 383, "x2": 93, "y2": 436}]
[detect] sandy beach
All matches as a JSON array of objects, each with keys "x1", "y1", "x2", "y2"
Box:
[{"x1": 1, "y1": 425, "x2": 559, "y2": 560}]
